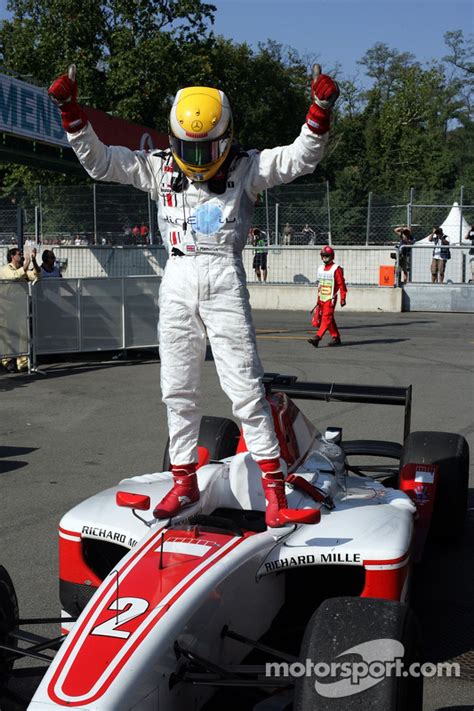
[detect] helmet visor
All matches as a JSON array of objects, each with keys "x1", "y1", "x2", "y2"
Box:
[{"x1": 170, "y1": 132, "x2": 231, "y2": 168}]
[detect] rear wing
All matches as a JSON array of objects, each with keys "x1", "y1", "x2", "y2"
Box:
[{"x1": 263, "y1": 373, "x2": 412, "y2": 443}]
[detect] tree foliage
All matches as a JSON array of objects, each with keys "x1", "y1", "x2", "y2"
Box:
[{"x1": 0, "y1": 1, "x2": 472, "y2": 208}]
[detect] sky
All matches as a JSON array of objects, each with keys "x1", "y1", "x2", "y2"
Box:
[
  {"x1": 0, "y1": 0, "x2": 472, "y2": 81},
  {"x1": 210, "y1": 0, "x2": 473, "y2": 79}
]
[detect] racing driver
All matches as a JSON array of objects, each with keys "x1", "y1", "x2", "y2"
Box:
[{"x1": 48, "y1": 65, "x2": 339, "y2": 527}]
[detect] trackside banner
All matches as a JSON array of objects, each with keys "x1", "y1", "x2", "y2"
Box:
[
  {"x1": 0, "y1": 72, "x2": 68, "y2": 146},
  {"x1": 0, "y1": 72, "x2": 167, "y2": 151}
]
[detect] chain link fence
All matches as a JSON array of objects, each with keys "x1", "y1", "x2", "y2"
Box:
[
  {"x1": 0, "y1": 206, "x2": 18, "y2": 245},
  {"x1": 1, "y1": 184, "x2": 472, "y2": 248}
]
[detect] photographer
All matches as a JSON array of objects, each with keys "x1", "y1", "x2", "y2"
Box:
[{"x1": 428, "y1": 227, "x2": 450, "y2": 283}]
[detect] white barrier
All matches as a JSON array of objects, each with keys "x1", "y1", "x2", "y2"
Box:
[
  {"x1": 0, "y1": 280, "x2": 30, "y2": 359},
  {"x1": 32, "y1": 277, "x2": 160, "y2": 357}
]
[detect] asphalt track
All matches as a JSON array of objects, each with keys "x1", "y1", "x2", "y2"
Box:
[{"x1": 0, "y1": 309, "x2": 473, "y2": 710}]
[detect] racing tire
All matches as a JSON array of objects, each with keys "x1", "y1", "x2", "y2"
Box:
[
  {"x1": 400, "y1": 431, "x2": 469, "y2": 541},
  {"x1": 294, "y1": 596, "x2": 423, "y2": 711},
  {"x1": 162, "y1": 416, "x2": 241, "y2": 471},
  {"x1": 0, "y1": 566, "x2": 19, "y2": 691}
]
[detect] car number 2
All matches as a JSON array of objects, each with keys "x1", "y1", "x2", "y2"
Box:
[{"x1": 91, "y1": 597, "x2": 150, "y2": 639}]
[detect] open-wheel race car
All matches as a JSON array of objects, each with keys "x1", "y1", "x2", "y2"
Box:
[{"x1": 0, "y1": 373, "x2": 469, "y2": 710}]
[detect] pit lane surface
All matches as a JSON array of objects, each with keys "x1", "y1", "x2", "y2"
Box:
[{"x1": 0, "y1": 310, "x2": 473, "y2": 710}]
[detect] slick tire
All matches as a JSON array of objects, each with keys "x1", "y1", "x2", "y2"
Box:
[
  {"x1": 0, "y1": 566, "x2": 19, "y2": 690},
  {"x1": 400, "y1": 431, "x2": 469, "y2": 541},
  {"x1": 162, "y1": 416, "x2": 241, "y2": 471},
  {"x1": 294, "y1": 596, "x2": 422, "y2": 711}
]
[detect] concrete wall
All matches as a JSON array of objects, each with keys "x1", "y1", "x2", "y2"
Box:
[
  {"x1": 1, "y1": 244, "x2": 472, "y2": 284},
  {"x1": 1, "y1": 244, "x2": 471, "y2": 313},
  {"x1": 402, "y1": 284, "x2": 474, "y2": 313},
  {"x1": 1, "y1": 244, "x2": 397, "y2": 284},
  {"x1": 248, "y1": 284, "x2": 403, "y2": 312}
]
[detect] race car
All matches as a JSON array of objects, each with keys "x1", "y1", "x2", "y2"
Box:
[{"x1": 0, "y1": 374, "x2": 469, "y2": 710}]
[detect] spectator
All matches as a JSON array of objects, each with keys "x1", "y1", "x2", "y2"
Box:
[
  {"x1": 252, "y1": 228, "x2": 269, "y2": 283},
  {"x1": 282, "y1": 222, "x2": 294, "y2": 245},
  {"x1": 428, "y1": 227, "x2": 450, "y2": 283},
  {"x1": 465, "y1": 224, "x2": 474, "y2": 283},
  {"x1": 140, "y1": 222, "x2": 150, "y2": 245},
  {"x1": 0, "y1": 247, "x2": 40, "y2": 282},
  {"x1": 0, "y1": 247, "x2": 40, "y2": 373},
  {"x1": 302, "y1": 223, "x2": 316, "y2": 245},
  {"x1": 393, "y1": 225, "x2": 414, "y2": 284},
  {"x1": 74, "y1": 234, "x2": 82, "y2": 245},
  {"x1": 123, "y1": 225, "x2": 133, "y2": 245},
  {"x1": 40, "y1": 249, "x2": 62, "y2": 278},
  {"x1": 132, "y1": 225, "x2": 140, "y2": 243},
  {"x1": 308, "y1": 246, "x2": 347, "y2": 348}
]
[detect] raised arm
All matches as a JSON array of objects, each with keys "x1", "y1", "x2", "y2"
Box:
[
  {"x1": 246, "y1": 65, "x2": 339, "y2": 195},
  {"x1": 48, "y1": 65, "x2": 159, "y2": 193}
]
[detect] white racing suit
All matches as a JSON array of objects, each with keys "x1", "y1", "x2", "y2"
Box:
[{"x1": 68, "y1": 125, "x2": 327, "y2": 465}]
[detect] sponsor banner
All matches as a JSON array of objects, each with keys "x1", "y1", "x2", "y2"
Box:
[
  {"x1": 81, "y1": 525, "x2": 138, "y2": 549},
  {"x1": 0, "y1": 72, "x2": 167, "y2": 151},
  {"x1": 262, "y1": 551, "x2": 362, "y2": 574},
  {"x1": 0, "y1": 73, "x2": 67, "y2": 146},
  {"x1": 86, "y1": 107, "x2": 168, "y2": 151}
]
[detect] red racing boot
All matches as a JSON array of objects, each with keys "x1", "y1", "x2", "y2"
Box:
[
  {"x1": 153, "y1": 464, "x2": 200, "y2": 519},
  {"x1": 258, "y1": 459, "x2": 320, "y2": 528}
]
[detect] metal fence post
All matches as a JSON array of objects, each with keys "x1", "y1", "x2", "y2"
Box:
[
  {"x1": 147, "y1": 193, "x2": 154, "y2": 244},
  {"x1": 275, "y1": 203, "x2": 279, "y2": 245},
  {"x1": 407, "y1": 187, "x2": 414, "y2": 227},
  {"x1": 93, "y1": 183, "x2": 97, "y2": 244},
  {"x1": 366, "y1": 192, "x2": 372, "y2": 246},
  {"x1": 265, "y1": 190, "x2": 270, "y2": 241},
  {"x1": 34, "y1": 205, "x2": 39, "y2": 243},
  {"x1": 28, "y1": 282, "x2": 35, "y2": 374},
  {"x1": 38, "y1": 185, "x2": 43, "y2": 242},
  {"x1": 459, "y1": 185, "x2": 464, "y2": 245},
  {"x1": 16, "y1": 206, "x2": 24, "y2": 250},
  {"x1": 121, "y1": 277, "x2": 126, "y2": 349},
  {"x1": 326, "y1": 181, "x2": 332, "y2": 246}
]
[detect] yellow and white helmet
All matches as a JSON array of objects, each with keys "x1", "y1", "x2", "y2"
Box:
[{"x1": 169, "y1": 86, "x2": 233, "y2": 182}]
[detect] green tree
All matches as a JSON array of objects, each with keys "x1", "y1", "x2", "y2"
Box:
[
  {"x1": 443, "y1": 29, "x2": 474, "y2": 120},
  {"x1": 1, "y1": 6, "x2": 472, "y2": 213},
  {"x1": 0, "y1": 0, "x2": 216, "y2": 191},
  {"x1": 358, "y1": 42, "x2": 416, "y2": 101}
]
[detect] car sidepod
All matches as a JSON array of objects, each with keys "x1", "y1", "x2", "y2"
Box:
[{"x1": 259, "y1": 473, "x2": 416, "y2": 603}]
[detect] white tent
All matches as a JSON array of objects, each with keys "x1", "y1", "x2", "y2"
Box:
[{"x1": 417, "y1": 202, "x2": 471, "y2": 244}]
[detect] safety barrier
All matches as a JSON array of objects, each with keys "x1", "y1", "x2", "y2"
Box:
[
  {"x1": 0, "y1": 280, "x2": 30, "y2": 360},
  {"x1": 1, "y1": 276, "x2": 160, "y2": 371}
]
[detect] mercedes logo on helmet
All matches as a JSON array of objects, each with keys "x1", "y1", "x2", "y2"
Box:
[{"x1": 191, "y1": 120, "x2": 203, "y2": 131}]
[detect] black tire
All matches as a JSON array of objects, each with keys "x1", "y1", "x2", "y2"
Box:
[
  {"x1": 162, "y1": 416, "x2": 241, "y2": 471},
  {"x1": 294, "y1": 597, "x2": 422, "y2": 711},
  {"x1": 0, "y1": 566, "x2": 19, "y2": 690},
  {"x1": 400, "y1": 431, "x2": 469, "y2": 541}
]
